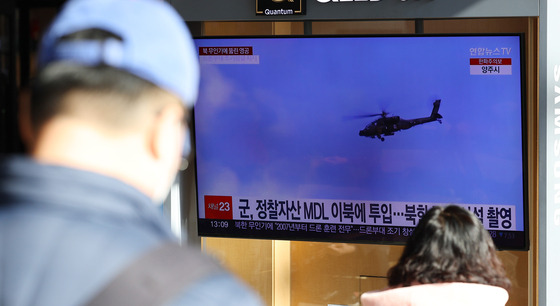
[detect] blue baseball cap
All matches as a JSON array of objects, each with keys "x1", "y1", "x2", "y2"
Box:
[{"x1": 38, "y1": 0, "x2": 199, "y2": 107}]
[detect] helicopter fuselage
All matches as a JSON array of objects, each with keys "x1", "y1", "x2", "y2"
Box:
[{"x1": 359, "y1": 100, "x2": 442, "y2": 141}]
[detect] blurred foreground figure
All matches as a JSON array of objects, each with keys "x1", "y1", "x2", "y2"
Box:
[
  {"x1": 361, "y1": 205, "x2": 511, "y2": 306},
  {"x1": 0, "y1": 0, "x2": 264, "y2": 305}
]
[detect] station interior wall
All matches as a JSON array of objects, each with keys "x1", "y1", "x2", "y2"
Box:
[
  {"x1": 5, "y1": 11, "x2": 540, "y2": 306},
  {"x1": 191, "y1": 17, "x2": 540, "y2": 306}
]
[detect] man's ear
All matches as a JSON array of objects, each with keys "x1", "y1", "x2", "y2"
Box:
[
  {"x1": 18, "y1": 88, "x2": 35, "y2": 152},
  {"x1": 148, "y1": 103, "x2": 185, "y2": 162}
]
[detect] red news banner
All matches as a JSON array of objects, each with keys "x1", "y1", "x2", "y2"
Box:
[
  {"x1": 470, "y1": 58, "x2": 512, "y2": 75},
  {"x1": 198, "y1": 46, "x2": 259, "y2": 65}
]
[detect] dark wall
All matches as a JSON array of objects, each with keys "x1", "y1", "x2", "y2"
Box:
[{"x1": 170, "y1": 0, "x2": 538, "y2": 22}]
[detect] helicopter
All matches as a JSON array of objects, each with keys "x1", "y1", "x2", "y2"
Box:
[{"x1": 357, "y1": 99, "x2": 443, "y2": 141}]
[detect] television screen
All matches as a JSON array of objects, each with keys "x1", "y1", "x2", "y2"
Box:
[{"x1": 193, "y1": 34, "x2": 527, "y2": 250}]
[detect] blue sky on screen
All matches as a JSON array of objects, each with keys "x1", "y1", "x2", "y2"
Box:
[{"x1": 194, "y1": 36, "x2": 524, "y2": 227}]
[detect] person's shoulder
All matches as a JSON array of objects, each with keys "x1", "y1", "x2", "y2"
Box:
[
  {"x1": 166, "y1": 271, "x2": 265, "y2": 306},
  {"x1": 360, "y1": 286, "x2": 412, "y2": 306},
  {"x1": 361, "y1": 283, "x2": 509, "y2": 306}
]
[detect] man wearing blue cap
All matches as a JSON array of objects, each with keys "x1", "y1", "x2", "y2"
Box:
[{"x1": 0, "y1": 0, "x2": 264, "y2": 305}]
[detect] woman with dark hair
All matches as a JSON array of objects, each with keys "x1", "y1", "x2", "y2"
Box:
[{"x1": 361, "y1": 205, "x2": 511, "y2": 306}]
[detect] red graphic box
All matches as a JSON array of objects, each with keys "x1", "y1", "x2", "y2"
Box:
[{"x1": 204, "y1": 195, "x2": 233, "y2": 220}]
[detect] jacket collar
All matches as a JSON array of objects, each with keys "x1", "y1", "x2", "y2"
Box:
[{"x1": 0, "y1": 156, "x2": 174, "y2": 237}]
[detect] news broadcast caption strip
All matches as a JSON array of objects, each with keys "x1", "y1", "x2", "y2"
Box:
[
  {"x1": 198, "y1": 46, "x2": 259, "y2": 65},
  {"x1": 204, "y1": 195, "x2": 515, "y2": 229},
  {"x1": 468, "y1": 45, "x2": 514, "y2": 75},
  {"x1": 201, "y1": 195, "x2": 521, "y2": 246},
  {"x1": 470, "y1": 58, "x2": 512, "y2": 75}
]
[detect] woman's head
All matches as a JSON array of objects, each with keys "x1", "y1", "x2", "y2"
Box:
[{"x1": 387, "y1": 205, "x2": 511, "y2": 290}]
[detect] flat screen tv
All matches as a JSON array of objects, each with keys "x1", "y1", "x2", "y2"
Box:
[{"x1": 193, "y1": 34, "x2": 527, "y2": 250}]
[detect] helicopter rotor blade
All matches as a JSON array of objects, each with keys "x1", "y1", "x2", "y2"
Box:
[
  {"x1": 345, "y1": 111, "x2": 389, "y2": 119},
  {"x1": 347, "y1": 113, "x2": 384, "y2": 119}
]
